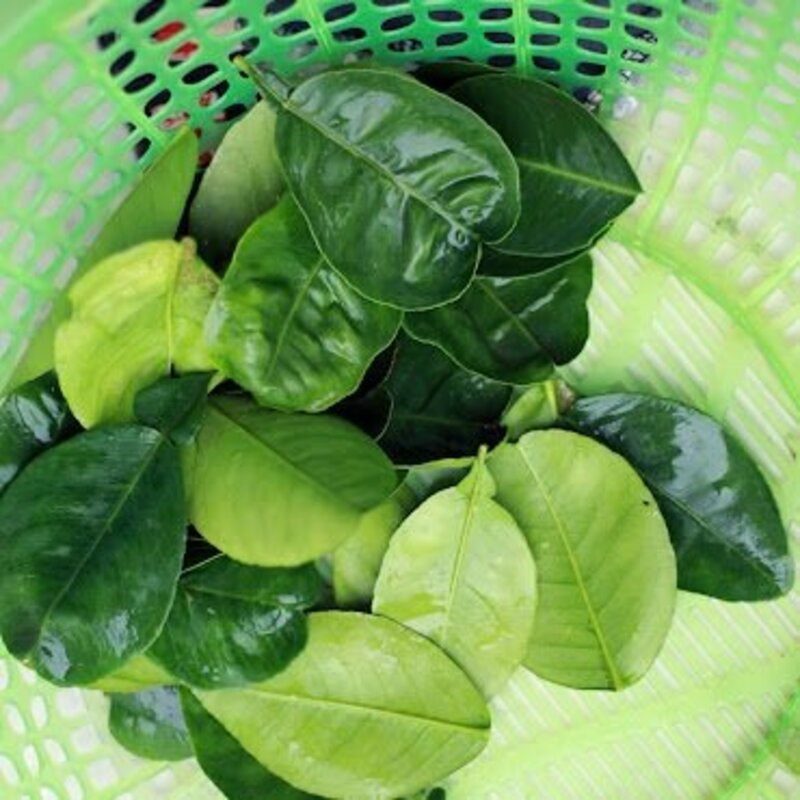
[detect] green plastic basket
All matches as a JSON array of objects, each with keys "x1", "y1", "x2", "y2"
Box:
[{"x1": 1, "y1": 0, "x2": 799, "y2": 798}]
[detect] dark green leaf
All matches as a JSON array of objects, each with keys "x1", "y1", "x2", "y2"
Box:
[
  {"x1": 334, "y1": 386, "x2": 394, "y2": 440},
  {"x1": 404, "y1": 254, "x2": 592, "y2": 384},
  {"x1": 10, "y1": 128, "x2": 198, "y2": 389},
  {"x1": 133, "y1": 372, "x2": 212, "y2": 444},
  {"x1": 149, "y1": 555, "x2": 318, "y2": 689},
  {"x1": 479, "y1": 244, "x2": 590, "y2": 278},
  {"x1": 205, "y1": 196, "x2": 400, "y2": 412},
  {"x1": 190, "y1": 102, "x2": 285, "y2": 269},
  {"x1": 108, "y1": 687, "x2": 192, "y2": 762},
  {"x1": 0, "y1": 426, "x2": 186, "y2": 685},
  {"x1": 450, "y1": 74, "x2": 640, "y2": 257},
  {"x1": 413, "y1": 60, "x2": 499, "y2": 92},
  {"x1": 180, "y1": 688, "x2": 319, "y2": 800},
  {"x1": 0, "y1": 371, "x2": 76, "y2": 494},
  {"x1": 402, "y1": 457, "x2": 474, "y2": 506},
  {"x1": 186, "y1": 396, "x2": 398, "y2": 566},
  {"x1": 564, "y1": 393, "x2": 794, "y2": 600},
  {"x1": 380, "y1": 337, "x2": 511, "y2": 465},
  {"x1": 248, "y1": 65, "x2": 520, "y2": 310}
]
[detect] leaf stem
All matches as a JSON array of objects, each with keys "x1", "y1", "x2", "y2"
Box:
[{"x1": 235, "y1": 58, "x2": 291, "y2": 111}]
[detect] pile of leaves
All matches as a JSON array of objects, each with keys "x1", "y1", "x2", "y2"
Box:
[{"x1": 0, "y1": 62, "x2": 793, "y2": 800}]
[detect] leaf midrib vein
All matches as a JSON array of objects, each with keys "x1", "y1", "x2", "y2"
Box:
[
  {"x1": 516, "y1": 447, "x2": 624, "y2": 690},
  {"x1": 262, "y1": 256, "x2": 325, "y2": 385},
  {"x1": 237, "y1": 689, "x2": 489, "y2": 735},
  {"x1": 652, "y1": 481, "x2": 783, "y2": 584},
  {"x1": 516, "y1": 156, "x2": 639, "y2": 197},
  {"x1": 475, "y1": 279, "x2": 545, "y2": 354}
]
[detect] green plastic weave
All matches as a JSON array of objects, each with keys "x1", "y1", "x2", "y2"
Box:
[{"x1": 0, "y1": 1, "x2": 799, "y2": 798}]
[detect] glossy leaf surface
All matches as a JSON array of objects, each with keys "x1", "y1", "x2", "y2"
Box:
[
  {"x1": 10, "y1": 128, "x2": 198, "y2": 389},
  {"x1": 450, "y1": 74, "x2": 640, "y2": 257},
  {"x1": 0, "y1": 371, "x2": 76, "y2": 494},
  {"x1": 479, "y1": 244, "x2": 590, "y2": 278},
  {"x1": 564, "y1": 393, "x2": 794, "y2": 600},
  {"x1": 134, "y1": 372, "x2": 211, "y2": 445},
  {"x1": 149, "y1": 555, "x2": 318, "y2": 689},
  {"x1": 332, "y1": 487, "x2": 413, "y2": 608},
  {"x1": 108, "y1": 686, "x2": 192, "y2": 762},
  {"x1": 190, "y1": 102, "x2": 284, "y2": 268},
  {"x1": 488, "y1": 430, "x2": 676, "y2": 690},
  {"x1": 402, "y1": 456, "x2": 475, "y2": 507},
  {"x1": 251, "y1": 66, "x2": 520, "y2": 309},
  {"x1": 380, "y1": 337, "x2": 511, "y2": 465},
  {"x1": 187, "y1": 396, "x2": 397, "y2": 565},
  {"x1": 0, "y1": 426, "x2": 185, "y2": 685},
  {"x1": 374, "y1": 455, "x2": 536, "y2": 696},
  {"x1": 198, "y1": 612, "x2": 490, "y2": 799},
  {"x1": 405, "y1": 254, "x2": 592, "y2": 383},
  {"x1": 55, "y1": 240, "x2": 218, "y2": 427},
  {"x1": 89, "y1": 655, "x2": 174, "y2": 694},
  {"x1": 206, "y1": 196, "x2": 400, "y2": 412},
  {"x1": 181, "y1": 689, "x2": 317, "y2": 800}
]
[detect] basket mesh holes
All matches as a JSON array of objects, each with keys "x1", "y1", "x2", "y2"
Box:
[
  {"x1": 33, "y1": 248, "x2": 59, "y2": 278},
  {"x1": 22, "y1": 43, "x2": 57, "y2": 70},
  {"x1": 20, "y1": 175, "x2": 44, "y2": 209},
  {"x1": 274, "y1": 19, "x2": 311, "y2": 37},
  {"x1": 49, "y1": 137, "x2": 82, "y2": 167},
  {"x1": 381, "y1": 14, "x2": 413, "y2": 32},
  {"x1": 55, "y1": 259, "x2": 77, "y2": 291},
  {"x1": 110, "y1": 49, "x2": 136, "y2": 76},
  {"x1": 533, "y1": 56, "x2": 561, "y2": 72},
  {"x1": 334, "y1": 28, "x2": 368, "y2": 43},
  {"x1": 23, "y1": 743, "x2": 40, "y2": 776},
  {"x1": 39, "y1": 192, "x2": 69, "y2": 219},
  {"x1": 532, "y1": 33, "x2": 560, "y2": 46},
  {"x1": 0, "y1": 221, "x2": 19, "y2": 248},
  {"x1": 264, "y1": 0, "x2": 296, "y2": 15},
  {"x1": 485, "y1": 30, "x2": 514, "y2": 45},
  {"x1": 41, "y1": 787, "x2": 60, "y2": 800},
  {"x1": 430, "y1": 9, "x2": 464, "y2": 22},
  {"x1": 134, "y1": 0, "x2": 166, "y2": 24},
  {"x1": 11, "y1": 235, "x2": 35, "y2": 272},
  {"x1": 325, "y1": 3, "x2": 356, "y2": 22},
  {"x1": 5, "y1": 704, "x2": 25, "y2": 735},
  {"x1": 438, "y1": 32, "x2": 468, "y2": 47},
  {"x1": 2, "y1": 102, "x2": 38, "y2": 133},
  {"x1": 530, "y1": 9, "x2": 560, "y2": 25},
  {"x1": 87, "y1": 758, "x2": 117, "y2": 790},
  {"x1": 627, "y1": 3, "x2": 663, "y2": 17},
  {"x1": 64, "y1": 775, "x2": 84, "y2": 800},
  {"x1": 0, "y1": 756, "x2": 19, "y2": 787}
]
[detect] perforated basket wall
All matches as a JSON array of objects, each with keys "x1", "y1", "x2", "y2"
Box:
[{"x1": 0, "y1": 1, "x2": 799, "y2": 798}]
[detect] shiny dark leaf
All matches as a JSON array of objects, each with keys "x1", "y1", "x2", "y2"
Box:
[
  {"x1": 149, "y1": 555, "x2": 320, "y2": 689},
  {"x1": 564, "y1": 393, "x2": 794, "y2": 600},
  {"x1": 180, "y1": 688, "x2": 319, "y2": 799},
  {"x1": 0, "y1": 371, "x2": 76, "y2": 494},
  {"x1": 479, "y1": 244, "x2": 590, "y2": 278},
  {"x1": 0, "y1": 426, "x2": 185, "y2": 685},
  {"x1": 248, "y1": 65, "x2": 520, "y2": 310},
  {"x1": 380, "y1": 337, "x2": 511, "y2": 465},
  {"x1": 205, "y1": 196, "x2": 400, "y2": 412},
  {"x1": 134, "y1": 372, "x2": 212, "y2": 445},
  {"x1": 413, "y1": 60, "x2": 498, "y2": 92},
  {"x1": 404, "y1": 254, "x2": 592, "y2": 384},
  {"x1": 108, "y1": 687, "x2": 192, "y2": 762},
  {"x1": 450, "y1": 74, "x2": 640, "y2": 257}
]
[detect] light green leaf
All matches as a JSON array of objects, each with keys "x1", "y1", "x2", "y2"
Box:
[
  {"x1": 10, "y1": 128, "x2": 198, "y2": 390},
  {"x1": 205, "y1": 196, "x2": 400, "y2": 412},
  {"x1": 88, "y1": 655, "x2": 174, "y2": 694},
  {"x1": 187, "y1": 396, "x2": 397, "y2": 566},
  {"x1": 374, "y1": 453, "x2": 537, "y2": 697},
  {"x1": 197, "y1": 611, "x2": 490, "y2": 799},
  {"x1": 108, "y1": 686, "x2": 192, "y2": 762},
  {"x1": 190, "y1": 101, "x2": 284, "y2": 268},
  {"x1": 0, "y1": 426, "x2": 186, "y2": 686},
  {"x1": 247, "y1": 65, "x2": 520, "y2": 310},
  {"x1": 488, "y1": 430, "x2": 676, "y2": 690},
  {"x1": 332, "y1": 487, "x2": 414, "y2": 608},
  {"x1": 180, "y1": 688, "x2": 317, "y2": 799},
  {"x1": 55, "y1": 240, "x2": 219, "y2": 428}
]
